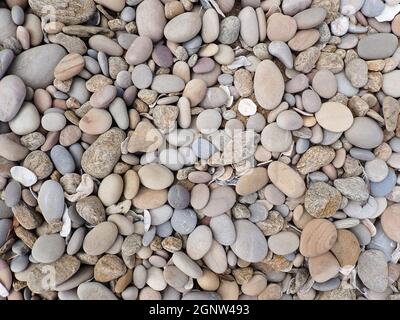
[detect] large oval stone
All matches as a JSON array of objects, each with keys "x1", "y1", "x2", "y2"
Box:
[
  {"x1": 254, "y1": 60, "x2": 284, "y2": 110},
  {"x1": 231, "y1": 220, "x2": 268, "y2": 263},
  {"x1": 9, "y1": 44, "x2": 66, "y2": 89}
]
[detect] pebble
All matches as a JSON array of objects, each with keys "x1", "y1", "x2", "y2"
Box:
[
  {"x1": 31, "y1": 234, "x2": 65, "y2": 264},
  {"x1": 345, "y1": 117, "x2": 384, "y2": 149},
  {"x1": 254, "y1": 60, "x2": 284, "y2": 110},
  {"x1": 10, "y1": 166, "x2": 37, "y2": 187},
  {"x1": 231, "y1": 220, "x2": 268, "y2": 263},
  {"x1": 81, "y1": 128, "x2": 125, "y2": 179},
  {"x1": 334, "y1": 177, "x2": 369, "y2": 201},
  {"x1": 331, "y1": 229, "x2": 361, "y2": 267},
  {"x1": 170, "y1": 209, "x2": 197, "y2": 235},
  {"x1": 236, "y1": 167, "x2": 269, "y2": 196},
  {"x1": 199, "y1": 186, "x2": 237, "y2": 217},
  {"x1": 381, "y1": 204, "x2": 400, "y2": 242},
  {"x1": 261, "y1": 123, "x2": 292, "y2": 153},
  {"x1": 138, "y1": 164, "x2": 174, "y2": 190},
  {"x1": 164, "y1": 12, "x2": 202, "y2": 43},
  {"x1": 268, "y1": 231, "x2": 299, "y2": 256},
  {"x1": 168, "y1": 185, "x2": 190, "y2": 209},
  {"x1": 267, "y1": 13, "x2": 297, "y2": 42},
  {"x1": 357, "y1": 33, "x2": 398, "y2": 59},
  {"x1": 315, "y1": 102, "x2": 354, "y2": 132},
  {"x1": 218, "y1": 16, "x2": 241, "y2": 44},
  {"x1": 186, "y1": 225, "x2": 213, "y2": 260},
  {"x1": 77, "y1": 282, "x2": 117, "y2": 300},
  {"x1": 136, "y1": 0, "x2": 166, "y2": 42},
  {"x1": 9, "y1": 44, "x2": 66, "y2": 89},
  {"x1": 83, "y1": 222, "x2": 118, "y2": 256},
  {"x1": 0, "y1": 75, "x2": 26, "y2": 122},
  {"x1": 37, "y1": 180, "x2": 65, "y2": 223},
  {"x1": 268, "y1": 161, "x2": 306, "y2": 198},
  {"x1": 300, "y1": 219, "x2": 338, "y2": 257},
  {"x1": 357, "y1": 250, "x2": 388, "y2": 292},
  {"x1": 209, "y1": 214, "x2": 236, "y2": 246},
  {"x1": 305, "y1": 182, "x2": 342, "y2": 218}
]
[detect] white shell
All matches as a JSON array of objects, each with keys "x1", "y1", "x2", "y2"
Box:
[
  {"x1": 143, "y1": 209, "x2": 151, "y2": 232},
  {"x1": 238, "y1": 98, "x2": 257, "y2": 116},
  {"x1": 64, "y1": 174, "x2": 94, "y2": 202},
  {"x1": 10, "y1": 166, "x2": 37, "y2": 187},
  {"x1": 227, "y1": 56, "x2": 252, "y2": 70},
  {"x1": 0, "y1": 282, "x2": 9, "y2": 298},
  {"x1": 376, "y1": 4, "x2": 400, "y2": 22},
  {"x1": 60, "y1": 206, "x2": 71, "y2": 238}
]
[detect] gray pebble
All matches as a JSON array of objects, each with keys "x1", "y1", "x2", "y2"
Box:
[
  {"x1": 12, "y1": 240, "x2": 29, "y2": 255},
  {"x1": 156, "y1": 221, "x2": 173, "y2": 238},
  {"x1": 351, "y1": 224, "x2": 372, "y2": 246},
  {"x1": 0, "y1": 49, "x2": 15, "y2": 80},
  {"x1": 121, "y1": 6, "x2": 136, "y2": 22},
  {"x1": 11, "y1": 6, "x2": 25, "y2": 26},
  {"x1": 98, "y1": 51, "x2": 109, "y2": 76},
  {"x1": 0, "y1": 218, "x2": 12, "y2": 247},
  {"x1": 131, "y1": 64, "x2": 153, "y2": 89},
  {"x1": 191, "y1": 138, "x2": 217, "y2": 159},
  {"x1": 312, "y1": 278, "x2": 341, "y2": 292},
  {"x1": 370, "y1": 169, "x2": 396, "y2": 197},
  {"x1": 168, "y1": 185, "x2": 190, "y2": 209},
  {"x1": 349, "y1": 148, "x2": 375, "y2": 161},
  {"x1": 296, "y1": 138, "x2": 310, "y2": 154},
  {"x1": 4, "y1": 180, "x2": 21, "y2": 207},
  {"x1": 361, "y1": 0, "x2": 385, "y2": 17},
  {"x1": 248, "y1": 202, "x2": 269, "y2": 222},
  {"x1": 67, "y1": 227, "x2": 86, "y2": 255},
  {"x1": 368, "y1": 222, "x2": 396, "y2": 261},
  {"x1": 142, "y1": 226, "x2": 156, "y2": 246},
  {"x1": 10, "y1": 254, "x2": 29, "y2": 273},
  {"x1": 171, "y1": 209, "x2": 197, "y2": 235},
  {"x1": 84, "y1": 56, "x2": 101, "y2": 74},
  {"x1": 51, "y1": 145, "x2": 76, "y2": 175},
  {"x1": 218, "y1": 16, "x2": 241, "y2": 44}
]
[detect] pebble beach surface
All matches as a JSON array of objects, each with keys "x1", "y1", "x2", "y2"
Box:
[{"x1": 0, "y1": 0, "x2": 400, "y2": 301}]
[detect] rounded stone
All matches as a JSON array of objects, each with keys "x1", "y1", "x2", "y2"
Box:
[
  {"x1": 315, "y1": 102, "x2": 354, "y2": 133},
  {"x1": 186, "y1": 225, "x2": 213, "y2": 260},
  {"x1": 231, "y1": 220, "x2": 268, "y2": 263},
  {"x1": 170, "y1": 209, "x2": 197, "y2": 235},
  {"x1": 31, "y1": 234, "x2": 65, "y2": 264},
  {"x1": 261, "y1": 123, "x2": 292, "y2": 153},
  {"x1": 164, "y1": 12, "x2": 202, "y2": 43},
  {"x1": 344, "y1": 117, "x2": 384, "y2": 149},
  {"x1": 138, "y1": 164, "x2": 174, "y2": 191},
  {"x1": 83, "y1": 222, "x2": 118, "y2": 256},
  {"x1": 268, "y1": 231, "x2": 300, "y2": 256},
  {"x1": 38, "y1": 180, "x2": 65, "y2": 223}
]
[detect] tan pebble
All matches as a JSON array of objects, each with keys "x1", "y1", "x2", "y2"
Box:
[
  {"x1": 267, "y1": 13, "x2": 297, "y2": 42},
  {"x1": 54, "y1": 53, "x2": 85, "y2": 81},
  {"x1": 197, "y1": 270, "x2": 219, "y2": 291},
  {"x1": 79, "y1": 108, "x2": 112, "y2": 135},
  {"x1": 236, "y1": 167, "x2": 269, "y2": 196},
  {"x1": 309, "y1": 252, "x2": 340, "y2": 283},
  {"x1": 132, "y1": 187, "x2": 168, "y2": 210},
  {"x1": 241, "y1": 274, "x2": 267, "y2": 296},
  {"x1": 330, "y1": 229, "x2": 360, "y2": 267},
  {"x1": 258, "y1": 283, "x2": 282, "y2": 300},
  {"x1": 299, "y1": 219, "x2": 338, "y2": 258},
  {"x1": 123, "y1": 170, "x2": 140, "y2": 200},
  {"x1": 381, "y1": 204, "x2": 400, "y2": 242},
  {"x1": 315, "y1": 102, "x2": 354, "y2": 133},
  {"x1": 217, "y1": 279, "x2": 239, "y2": 300}
]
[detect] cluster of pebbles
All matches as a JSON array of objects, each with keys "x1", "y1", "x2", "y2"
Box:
[{"x1": 1, "y1": 0, "x2": 400, "y2": 301}]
